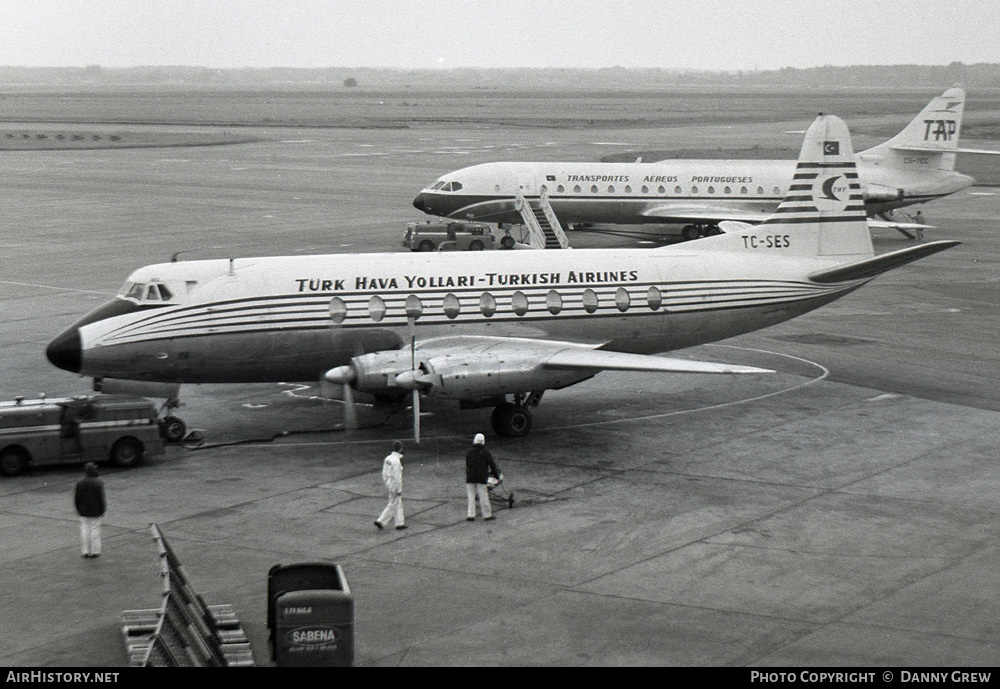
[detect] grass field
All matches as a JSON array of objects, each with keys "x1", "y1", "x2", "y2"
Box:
[{"x1": 1, "y1": 84, "x2": 998, "y2": 180}]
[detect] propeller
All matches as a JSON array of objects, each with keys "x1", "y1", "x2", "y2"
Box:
[
  {"x1": 407, "y1": 316, "x2": 420, "y2": 443},
  {"x1": 323, "y1": 364, "x2": 359, "y2": 431}
]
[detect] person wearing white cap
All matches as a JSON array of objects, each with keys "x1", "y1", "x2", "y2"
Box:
[{"x1": 465, "y1": 433, "x2": 501, "y2": 521}]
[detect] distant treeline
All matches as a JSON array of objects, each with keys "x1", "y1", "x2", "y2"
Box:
[{"x1": 1, "y1": 63, "x2": 998, "y2": 90}]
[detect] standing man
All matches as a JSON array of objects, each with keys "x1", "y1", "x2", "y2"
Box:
[
  {"x1": 913, "y1": 210, "x2": 926, "y2": 241},
  {"x1": 74, "y1": 462, "x2": 106, "y2": 558},
  {"x1": 465, "y1": 433, "x2": 501, "y2": 521},
  {"x1": 375, "y1": 440, "x2": 407, "y2": 530}
]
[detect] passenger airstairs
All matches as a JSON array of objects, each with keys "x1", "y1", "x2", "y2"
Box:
[{"x1": 514, "y1": 190, "x2": 570, "y2": 249}]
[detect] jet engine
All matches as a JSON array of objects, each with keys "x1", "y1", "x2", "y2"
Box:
[{"x1": 863, "y1": 184, "x2": 905, "y2": 202}]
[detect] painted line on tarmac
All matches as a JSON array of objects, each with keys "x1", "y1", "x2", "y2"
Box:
[
  {"x1": 0, "y1": 279, "x2": 113, "y2": 296},
  {"x1": 543, "y1": 345, "x2": 829, "y2": 432}
]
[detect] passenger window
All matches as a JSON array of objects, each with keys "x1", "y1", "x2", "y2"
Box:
[
  {"x1": 615, "y1": 287, "x2": 630, "y2": 312},
  {"x1": 557, "y1": 185, "x2": 565, "y2": 193},
  {"x1": 641, "y1": 185, "x2": 649, "y2": 194},
  {"x1": 724, "y1": 186, "x2": 731, "y2": 194},
  {"x1": 329, "y1": 297, "x2": 347, "y2": 324},
  {"x1": 647, "y1": 286, "x2": 662, "y2": 310},
  {"x1": 540, "y1": 184, "x2": 548, "y2": 194},
  {"x1": 574, "y1": 185, "x2": 582, "y2": 193},
  {"x1": 443, "y1": 293, "x2": 460, "y2": 319},
  {"x1": 740, "y1": 186, "x2": 748, "y2": 194},
  {"x1": 624, "y1": 185, "x2": 632, "y2": 194},
  {"x1": 773, "y1": 186, "x2": 780, "y2": 195},
  {"x1": 607, "y1": 185, "x2": 615, "y2": 193},
  {"x1": 405, "y1": 295, "x2": 423, "y2": 321},
  {"x1": 674, "y1": 185, "x2": 681, "y2": 194},
  {"x1": 480, "y1": 293, "x2": 496, "y2": 317},
  {"x1": 757, "y1": 186, "x2": 764, "y2": 195},
  {"x1": 708, "y1": 186, "x2": 715, "y2": 194},
  {"x1": 591, "y1": 185, "x2": 598, "y2": 193},
  {"x1": 691, "y1": 186, "x2": 699, "y2": 194},
  {"x1": 582, "y1": 289, "x2": 599, "y2": 314},
  {"x1": 368, "y1": 295, "x2": 386, "y2": 322},
  {"x1": 511, "y1": 291, "x2": 528, "y2": 317},
  {"x1": 546, "y1": 290, "x2": 562, "y2": 315}
]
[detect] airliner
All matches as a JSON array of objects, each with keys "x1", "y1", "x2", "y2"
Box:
[
  {"x1": 47, "y1": 115, "x2": 958, "y2": 440},
  {"x1": 413, "y1": 88, "x2": 996, "y2": 239}
]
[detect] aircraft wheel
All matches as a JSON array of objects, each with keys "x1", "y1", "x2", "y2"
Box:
[
  {"x1": 682, "y1": 225, "x2": 698, "y2": 240},
  {"x1": 469, "y1": 240, "x2": 485, "y2": 251},
  {"x1": 0, "y1": 447, "x2": 29, "y2": 477},
  {"x1": 500, "y1": 236, "x2": 515, "y2": 249},
  {"x1": 110, "y1": 437, "x2": 143, "y2": 468},
  {"x1": 160, "y1": 416, "x2": 187, "y2": 443},
  {"x1": 500, "y1": 404, "x2": 533, "y2": 438},
  {"x1": 418, "y1": 240, "x2": 435, "y2": 252},
  {"x1": 490, "y1": 404, "x2": 510, "y2": 434}
]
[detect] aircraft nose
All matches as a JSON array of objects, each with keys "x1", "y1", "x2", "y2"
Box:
[
  {"x1": 412, "y1": 192, "x2": 427, "y2": 212},
  {"x1": 46, "y1": 327, "x2": 82, "y2": 373}
]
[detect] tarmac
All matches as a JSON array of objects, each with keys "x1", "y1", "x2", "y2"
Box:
[{"x1": 1, "y1": 115, "x2": 999, "y2": 667}]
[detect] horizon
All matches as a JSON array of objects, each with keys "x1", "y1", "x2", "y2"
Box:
[{"x1": 2, "y1": 1, "x2": 998, "y2": 72}]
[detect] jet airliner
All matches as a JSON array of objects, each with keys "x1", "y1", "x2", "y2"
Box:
[
  {"x1": 47, "y1": 115, "x2": 958, "y2": 440},
  {"x1": 412, "y1": 88, "x2": 996, "y2": 239}
]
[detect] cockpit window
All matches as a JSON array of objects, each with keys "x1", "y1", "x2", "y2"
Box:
[
  {"x1": 438, "y1": 181, "x2": 463, "y2": 192},
  {"x1": 125, "y1": 283, "x2": 145, "y2": 301},
  {"x1": 430, "y1": 181, "x2": 446, "y2": 190},
  {"x1": 121, "y1": 281, "x2": 173, "y2": 303}
]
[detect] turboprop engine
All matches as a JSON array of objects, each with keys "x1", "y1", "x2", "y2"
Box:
[
  {"x1": 323, "y1": 346, "x2": 596, "y2": 441},
  {"x1": 325, "y1": 348, "x2": 594, "y2": 401}
]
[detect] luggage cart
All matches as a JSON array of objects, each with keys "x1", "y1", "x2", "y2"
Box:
[{"x1": 487, "y1": 475, "x2": 514, "y2": 509}]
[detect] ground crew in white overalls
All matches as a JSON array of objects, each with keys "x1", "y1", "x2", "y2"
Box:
[{"x1": 375, "y1": 440, "x2": 407, "y2": 530}]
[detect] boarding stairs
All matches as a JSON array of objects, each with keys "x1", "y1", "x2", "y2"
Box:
[{"x1": 514, "y1": 190, "x2": 569, "y2": 249}]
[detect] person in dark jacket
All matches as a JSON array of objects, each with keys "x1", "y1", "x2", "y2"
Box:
[
  {"x1": 74, "y1": 463, "x2": 106, "y2": 558},
  {"x1": 465, "y1": 433, "x2": 501, "y2": 521}
]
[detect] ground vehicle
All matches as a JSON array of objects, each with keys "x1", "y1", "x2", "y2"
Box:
[
  {"x1": 0, "y1": 395, "x2": 167, "y2": 476},
  {"x1": 403, "y1": 220, "x2": 496, "y2": 251}
]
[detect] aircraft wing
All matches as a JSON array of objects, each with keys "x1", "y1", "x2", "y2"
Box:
[
  {"x1": 415, "y1": 336, "x2": 771, "y2": 375},
  {"x1": 867, "y1": 219, "x2": 934, "y2": 231},
  {"x1": 640, "y1": 204, "x2": 771, "y2": 224}
]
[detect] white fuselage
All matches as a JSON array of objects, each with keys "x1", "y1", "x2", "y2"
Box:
[
  {"x1": 412, "y1": 158, "x2": 973, "y2": 225},
  {"x1": 61, "y1": 247, "x2": 859, "y2": 384}
]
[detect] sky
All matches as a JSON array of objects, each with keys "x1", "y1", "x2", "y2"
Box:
[{"x1": 1, "y1": 0, "x2": 998, "y2": 72}]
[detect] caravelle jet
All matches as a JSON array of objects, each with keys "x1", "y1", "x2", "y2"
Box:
[
  {"x1": 412, "y1": 88, "x2": 997, "y2": 239},
  {"x1": 46, "y1": 115, "x2": 959, "y2": 440}
]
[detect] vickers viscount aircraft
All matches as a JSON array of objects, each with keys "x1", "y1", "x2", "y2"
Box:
[
  {"x1": 47, "y1": 115, "x2": 958, "y2": 440},
  {"x1": 413, "y1": 88, "x2": 997, "y2": 239}
]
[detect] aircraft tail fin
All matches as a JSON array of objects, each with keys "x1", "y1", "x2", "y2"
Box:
[
  {"x1": 857, "y1": 87, "x2": 966, "y2": 171},
  {"x1": 684, "y1": 114, "x2": 874, "y2": 262}
]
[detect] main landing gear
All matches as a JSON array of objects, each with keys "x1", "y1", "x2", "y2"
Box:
[
  {"x1": 490, "y1": 391, "x2": 544, "y2": 438},
  {"x1": 158, "y1": 398, "x2": 187, "y2": 443},
  {"x1": 681, "y1": 224, "x2": 722, "y2": 240}
]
